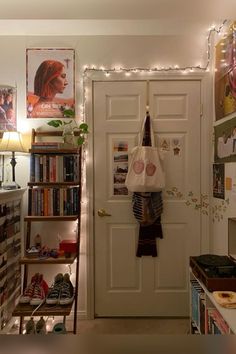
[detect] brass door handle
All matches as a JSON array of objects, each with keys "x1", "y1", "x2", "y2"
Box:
[{"x1": 98, "y1": 208, "x2": 112, "y2": 217}]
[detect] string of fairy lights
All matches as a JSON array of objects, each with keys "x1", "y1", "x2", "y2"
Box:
[
  {"x1": 78, "y1": 19, "x2": 230, "y2": 169},
  {"x1": 77, "y1": 18, "x2": 231, "y2": 205},
  {"x1": 79, "y1": 19, "x2": 228, "y2": 123}
]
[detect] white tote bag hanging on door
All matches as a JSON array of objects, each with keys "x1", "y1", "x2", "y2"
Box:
[{"x1": 125, "y1": 113, "x2": 165, "y2": 192}]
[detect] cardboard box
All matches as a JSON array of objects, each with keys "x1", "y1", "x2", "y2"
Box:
[{"x1": 59, "y1": 239, "x2": 77, "y2": 254}]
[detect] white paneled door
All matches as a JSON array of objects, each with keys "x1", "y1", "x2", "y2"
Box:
[{"x1": 93, "y1": 80, "x2": 201, "y2": 316}]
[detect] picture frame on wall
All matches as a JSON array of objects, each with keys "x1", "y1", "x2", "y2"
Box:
[
  {"x1": 215, "y1": 22, "x2": 236, "y2": 121},
  {"x1": 0, "y1": 85, "x2": 17, "y2": 132},
  {"x1": 214, "y1": 116, "x2": 236, "y2": 163},
  {"x1": 26, "y1": 48, "x2": 75, "y2": 119},
  {"x1": 213, "y1": 163, "x2": 225, "y2": 199}
]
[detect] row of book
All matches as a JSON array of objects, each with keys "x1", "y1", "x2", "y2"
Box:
[
  {"x1": 30, "y1": 154, "x2": 80, "y2": 183},
  {"x1": 28, "y1": 187, "x2": 80, "y2": 216},
  {"x1": 191, "y1": 280, "x2": 205, "y2": 334},
  {"x1": 191, "y1": 279, "x2": 231, "y2": 334},
  {"x1": 207, "y1": 308, "x2": 230, "y2": 334}
]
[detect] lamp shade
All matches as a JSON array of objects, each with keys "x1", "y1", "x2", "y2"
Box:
[{"x1": 0, "y1": 131, "x2": 26, "y2": 153}]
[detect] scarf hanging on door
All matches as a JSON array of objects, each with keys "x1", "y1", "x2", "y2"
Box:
[{"x1": 132, "y1": 112, "x2": 163, "y2": 257}]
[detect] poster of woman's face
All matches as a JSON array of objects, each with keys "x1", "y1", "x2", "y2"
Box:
[
  {"x1": 0, "y1": 86, "x2": 16, "y2": 132},
  {"x1": 26, "y1": 48, "x2": 75, "y2": 118}
]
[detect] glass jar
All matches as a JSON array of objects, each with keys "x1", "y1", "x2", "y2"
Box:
[{"x1": 62, "y1": 123, "x2": 75, "y2": 145}]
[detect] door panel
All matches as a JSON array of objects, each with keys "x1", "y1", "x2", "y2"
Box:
[{"x1": 93, "y1": 79, "x2": 201, "y2": 316}]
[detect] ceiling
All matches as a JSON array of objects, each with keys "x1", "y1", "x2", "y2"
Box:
[
  {"x1": 0, "y1": 0, "x2": 234, "y2": 36},
  {"x1": 1, "y1": 0, "x2": 235, "y2": 20}
]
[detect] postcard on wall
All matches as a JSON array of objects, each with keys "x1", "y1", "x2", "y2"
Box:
[
  {"x1": 113, "y1": 141, "x2": 128, "y2": 196},
  {"x1": 26, "y1": 48, "x2": 75, "y2": 118},
  {"x1": 215, "y1": 22, "x2": 236, "y2": 121},
  {"x1": 213, "y1": 163, "x2": 225, "y2": 199},
  {"x1": 0, "y1": 86, "x2": 17, "y2": 132}
]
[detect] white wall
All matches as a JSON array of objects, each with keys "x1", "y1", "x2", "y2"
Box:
[{"x1": 0, "y1": 32, "x2": 213, "y2": 318}]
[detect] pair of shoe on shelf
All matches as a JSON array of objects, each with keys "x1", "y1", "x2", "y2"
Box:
[
  {"x1": 46, "y1": 273, "x2": 74, "y2": 305},
  {"x1": 25, "y1": 316, "x2": 46, "y2": 334},
  {"x1": 25, "y1": 318, "x2": 67, "y2": 335},
  {"x1": 19, "y1": 273, "x2": 49, "y2": 306}
]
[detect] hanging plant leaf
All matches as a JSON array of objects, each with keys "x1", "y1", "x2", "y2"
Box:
[
  {"x1": 63, "y1": 109, "x2": 75, "y2": 118},
  {"x1": 79, "y1": 123, "x2": 89, "y2": 133},
  {"x1": 77, "y1": 136, "x2": 85, "y2": 146},
  {"x1": 47, "y1": 120, "x2": 63, "y2": 128}
]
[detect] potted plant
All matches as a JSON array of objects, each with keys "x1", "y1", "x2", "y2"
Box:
[{"x1": 47, "y1": 116, "x2": 89, "y2": 146}]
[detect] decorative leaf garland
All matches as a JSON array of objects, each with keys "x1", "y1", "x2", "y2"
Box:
[
  {"x1": 212, "y1": 198, "x2": 230, "y2": 222},
  {"x1": 165, "y1": 187, "x2": 209, "y2": 215}
]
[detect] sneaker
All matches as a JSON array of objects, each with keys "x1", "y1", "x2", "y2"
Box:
[
  {"x1": 30, "y1": 283, "x2": 46, "y2": 306},
  {"x1": 46, "y1": 273, "x2": 63, "y2": 305},
  {"x1": 52, "y1": 322, "x2": 67, "y2": 334},
  {"x1": 37, "y1": 274, "x2": 49, "y2": 295},
  {"x1": 59, "y1": 273, "x2": 74, "y2": 305},
  {"x1": 19, "y1": 273, "x2": 39, "y2": 304},
  {"x1": 30, "y1": 275, "x2": 48, "y2": 306},
  {"x1": 26, "y1": 246, "x2": 40, "y2": 258},
  {"x1": 25, "y1": 317, "x2": 36, "y2": 334},
  {"x1": 36, "y1": 316, "x2": 46, "y2": 334}
]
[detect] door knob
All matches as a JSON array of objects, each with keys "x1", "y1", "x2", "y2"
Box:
[{"x1": 98, "y1": 208, "x2": 112, "y2": 217}]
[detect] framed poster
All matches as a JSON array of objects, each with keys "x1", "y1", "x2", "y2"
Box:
[
  {"x1": 0, "y1": 86, "x2": 16, "y2": 132},
  {"x1": 215, "y1": 22, "x2": 236, "y2": 120},
  {"x1": 26, "y1": 48, "x2": 75, "y2": 118}
]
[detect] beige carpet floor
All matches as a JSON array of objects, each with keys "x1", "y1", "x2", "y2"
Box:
[{"x1": 75, "y1": 318, "x2": 190, "y2": 335}]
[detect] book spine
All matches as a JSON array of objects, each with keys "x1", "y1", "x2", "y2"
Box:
[
  {"x1": 39, "y1": 156, "x2": 43, "y2": 182},
  {"x1": 35, "y1": 155, "x2": 40, "y2": 183},
  {"x1": 30, "y1": 155, "x2": 35, "y2": 182},
  {"x1": 28, "y1": 188, "x2": 32, "y2": 215}
]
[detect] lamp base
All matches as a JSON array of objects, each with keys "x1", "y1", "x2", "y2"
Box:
[{"x1": 2, "y1": 181, "x2": 20, "y2": 190}]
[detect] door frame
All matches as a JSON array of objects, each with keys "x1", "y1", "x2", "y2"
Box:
[{"x1": 84, "y1": 72, "x2": 211, "y2": 319}]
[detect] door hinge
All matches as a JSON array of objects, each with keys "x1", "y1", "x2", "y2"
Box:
[{"x1": 200, "y1": 103, "x2": 203, "y2": 117}]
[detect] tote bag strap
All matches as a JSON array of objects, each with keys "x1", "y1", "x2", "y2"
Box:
[{"x1": 138, "y1": 112, "x2": 156, "y2": 147}]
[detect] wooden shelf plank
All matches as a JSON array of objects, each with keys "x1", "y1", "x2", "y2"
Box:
[
  {"x1": 29, "y1": 148, "x2": 80, "y2": 154},
  {"x1": 20, "y1": 254, "x2": 77, "y2": 264},
  {"x1": 24, "y1": 216, "x2": 78, "y2": 221},
  {"x1": 28, "y1": 182, "x2": 80, "y2": 187},
  {"x1": 12, "y1": 302, "x2": 73, "y2": 317}
]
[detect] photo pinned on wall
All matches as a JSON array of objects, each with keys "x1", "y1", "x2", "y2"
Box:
[
  {"x1": 172, "y1": 138, "x2": 181, "y2": 156},
  {"x1": 113, "y1": 141, "x2": 128, "y2": 196},
  {"x1": 214, "y1": 116, "x2": 236, "y2": 162},
  {"x1": 213, "y1": 163, "x2": 225, "y2": 199},
  {"x1": 159, "y1": 137, "x2": 170, "y2": 151},
  {"x1": 215, "y1": 21, "x2": 236, "y2": 121},
  {"x1": 26, "y1": 48, "x2": 75, "y2": 118},
  {"x1": 0, "y1": 86, "x2": 17, "y2": 132}
]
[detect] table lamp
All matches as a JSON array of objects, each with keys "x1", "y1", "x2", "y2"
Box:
[{"x1": 0, "y1": 131, "x2": 26, "y2": 189}]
